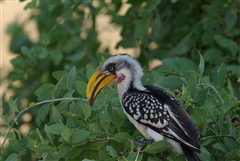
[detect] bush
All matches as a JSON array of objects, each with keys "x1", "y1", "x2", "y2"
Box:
[{"x1": 1, "y1": 0, "x2": 239, "y2": 161}]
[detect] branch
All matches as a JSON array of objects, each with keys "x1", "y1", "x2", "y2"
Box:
[{"x1": 1, "y1": 97, "x2": 86, "y2": 150}]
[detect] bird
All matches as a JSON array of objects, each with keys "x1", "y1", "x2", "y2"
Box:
[{"x1": 86, "y1": 54, "x2": 201, "y2": 161}]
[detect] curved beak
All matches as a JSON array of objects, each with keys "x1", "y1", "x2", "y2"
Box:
[{"x1": 86, "y1": 69, "x2": 117, "y2": 106}]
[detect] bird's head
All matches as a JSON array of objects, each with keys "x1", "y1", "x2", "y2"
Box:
[{"x1": 86, "y1": 54, "x2": 144, "y2": 106}]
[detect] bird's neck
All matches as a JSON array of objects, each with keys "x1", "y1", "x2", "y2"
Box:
[{"x1": 117, "y1": 78, "x2": 146, "y2": 100}]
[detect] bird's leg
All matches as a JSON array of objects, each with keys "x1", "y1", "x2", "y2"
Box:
[{"x1": 133, "y1": 138, "x2": 154, "y2": 145}]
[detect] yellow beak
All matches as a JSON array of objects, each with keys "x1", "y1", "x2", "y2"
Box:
[{"x1": 86, "y1": 69, "x2": 117, "y2": 106}]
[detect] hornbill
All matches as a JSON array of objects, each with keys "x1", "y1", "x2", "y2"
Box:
[{"x1": 86, "y1": 54, "x2": 201, "y2": 161}]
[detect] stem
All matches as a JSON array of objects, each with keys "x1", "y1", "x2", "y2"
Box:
[
  {"x1": 202, "y1": 134, "x2": 234, "y2": 141},
  {"x1": 199, "y1": 84, "x2": 224, "y2": 105},
  {"x1": 134, "y1": 146, "x2": 141, "y2": 161},
  {"x1": 1, "y1": 97, "x2": 86, "y2": 150}
]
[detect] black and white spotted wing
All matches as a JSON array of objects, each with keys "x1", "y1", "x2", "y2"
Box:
[{"x1": 121, "y1": 85, "x2": 200, "y2": 153}]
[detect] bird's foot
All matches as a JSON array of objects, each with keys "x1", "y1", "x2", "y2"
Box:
[{"x1": 132, "y1": 138, "x2": 154, "y2": 145}]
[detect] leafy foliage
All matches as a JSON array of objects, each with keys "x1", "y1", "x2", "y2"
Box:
[{"x1": 1, "y1": 0, "x2": 240, "y2": 161}]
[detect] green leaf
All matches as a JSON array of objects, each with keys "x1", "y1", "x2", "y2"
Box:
[
  {"x1": 45, "y1": 124, "x2": 69, "y2": 135},
  {"x1": 225, "y1": 9, "x2": 237, "y2": 30},
  {"x1": 198, "y1": 146, "x2": 211, "y2": 161},
  {"x1": 225, "y1": 149, "x2": 240, "y2": 160},
  {"x1": 67, "y1": 66, "x2": 76, "y2": 94},
  {"x1": 207, "y1": 1, "x2": 224, "y2": 14},
  {"x1": 28, "y1": 140, "x2": 51, "y2": 153},
  {"x1": 156, "y1": 75, "x2": 184, "y2": 89},
  {"x1": 69, "y1": 145, "x2": 84, "y2": 159},
  {"x1": 111, "y1": 112, "x2": 121, "y2": 128},
  {"x1": 43, "y1": 153, "x2": 58, "y2": 161},
  {"x1": 52, "y1": 105, "x2": 64, "y2": 124},
  {"x1": 212, "y1": 142, "x2": 229, "y2": 153},
  {"x1": 187, "y1": 74, "x2": 197, "y2": 99},
  {"x1": 217, "y1": 64, "x2": 226, "y2": 90},
  {"x1": 13, "y1": 128, "x2": 22, "y2": 141},
  {"x1": 87, "y1": 140, "x2": 107, "y2": 150},
  {"x1": 134, "y1": 19, "x2": 148, "y2": 38},
  {"x1": 106, "y1": 145, "x2": 117, "y2": 157},
  {"x1": 99, "y1": 110, "x2": 110, "y2": 130},
  {"x1": 20, "y1": 46, "x2": 30, "y2": 56},
  {"x1": 52, "y1": 71, "x2": 67, "y2": 81},
  {"x1": 75, "y1": 81, "x2": 87, "y2": 97},
  {"x1": 49, "y1": 143, "x2": 71, "y2": 159},
  {"x1": 198, "y1": 52, "x2": 205, "y2": 76},
  {"x1": 36, "y1": 103, "x2": 50, "y2": 126},
  {"x1": 38, "y1": 47, "x2": 48, "y2": 59},
  {"x1": 61, "y1": 129, "x2": 77, "y2": 143},
  {"x1": 236, "y1": 138, "x2": 240, "y2": 144},
  {"x1": 191, "y1": 108, "x2": 208, "y2": 125},
  {"x1": 214, "y1": 35, "x2": 239, "y2": 55},
  {"x1": 170, "y1": 33, "x2": 194, "y2": 55},
  {"x1": 86, "y1": 64, "x2": 95, "y2": 79},
  {"x1": 9, "y1": 96, "x2": 19, "y2": 112},
  {"x1": 159, "y1": 58, "x2": 179, "y2": 72},
  {"x1": 177, "y1": 57, "x2": 197, "y2": 73},
  {"x1": 147, "y1": 157, "x2": 161, "y2": 161},
  {"x1": 79, "y1": 98, "x2": 91, "y2": 120},
  {"x1": 89, "y1": 123, "x2": 101, "y2": 132},
  {"x1": 127, "y1": 151, "x2": 138, "y2": 161},
  {"x1": 5, "y1": 153, "x2": 18, "y2": 161},
  {"x1": 98, "y1": 148, "x2": 110, "y2": 160},
  {"x1": 203, "y1": 48, "x2": 222, "y2": 62},
  {"x1": 8, "y1": 139, "x2": 25, "y2": 151},
  {"x1": 2, "y1": 114, "x2": 9, "y2": 125},
  {"x1": 194, "y1": 89, "x2": 207, "y2": 105},
  {"x1": 35, "y1": 83, "x2": 54, "y2": 100},
  {"x1": 201, "y1": 30, "x2": 219, "y2": 45},
  {"x1": 24, "y1": 0, "x2": 36, "y2": 10},
  {"x1": 49, "y1": 50, "x2": 63, "y2": 65},
  {"x1": 217, "y1": 113, "x2": 224, "y2": 132},
  {"x1": 44, "y1": 125, "x2": 54, "y2": 145},
  {"x1": 113, "y1": 132, "x2": 132, "y2": 143},
  {"x1": 142, "y1": 140, "x2": 172, "y2": 154},
  {"x1": 222, "y1": 101, "x2": 235, "y2": 112},
  {"x1": 71, "y1": 130, "x2": 91, "y2": 144}
]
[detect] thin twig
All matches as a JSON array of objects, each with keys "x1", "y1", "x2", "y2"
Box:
[
  {"x1": 199, "y1": 84, "x2": 224, "y2": 105},
  {"x1": 134, "y1": 146, "x2": 141, "y2": 161},
  {"x1": 202, "y1": 134, "x2": 234, "y2": 141}
]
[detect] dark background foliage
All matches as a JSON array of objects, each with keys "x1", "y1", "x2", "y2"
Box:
[{"x1": 1, "y1": 0, "x2": 240, "y2": 161}]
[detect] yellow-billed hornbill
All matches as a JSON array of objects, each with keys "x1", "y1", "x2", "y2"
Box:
[{"x1": 86, "y1": 54, "x2": 200, "y2": 161}]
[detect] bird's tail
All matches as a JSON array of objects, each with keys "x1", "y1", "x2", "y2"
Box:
[{"x1": 181, "y1": 145, "x2": 200, "y2": 161}]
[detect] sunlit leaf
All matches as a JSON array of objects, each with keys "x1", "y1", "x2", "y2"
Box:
[
  {"x1": 198, "y1": 52, "x2": 205, "y2": 76},
  {"x1": 61, "y1": 129, "x2": 77, "y2": 143},
  {"x1": 75, "y1": 81, "x2": 86, "y2": 97},
  {"x1": 191, "y1": 108, "x2": 208, "y2": 125},
  {"x1": 36, "y1": 103, "x2": 50, "y2": 126},
  {"x1": 28, "y1": 140, "x2": 51, "y2": 153},
  {"x1": 49, "y1": 143, "x2": 71, "y2": 159},
  {"x1": 5, "y1": 153, "x2": 18, "y2": 161},
  {"x1": 8, "y1": 139, "x2": 25, "y2": 151},
  {"x1": 106, "y1": 145, "x2": 117, "y2": 157},
  {"x1": 142, "y1": 140, "x2": 172, "y2": 154},
  {"x1": 71, "y1": 130, "x2": 91, "y2": 144},
  {"x1": 45, "y1": 124, "x2": 69, "y2": 135},
  {"x1": 9, "y1": 96, "x2": 19, "y2": 112},
  {"x1": 113, "y1": 132, "x2": 132, "y2": 143},
  {"x1": 67, "y1": 66, "x2": 76, "y2": 94},
  {"x1": 52, "y1": 105, "x2": 64, "y2": 124}
]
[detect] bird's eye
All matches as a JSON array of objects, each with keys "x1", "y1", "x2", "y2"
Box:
[{"x1": 109, "y1": 66, "x2": 114, "y2": 72}]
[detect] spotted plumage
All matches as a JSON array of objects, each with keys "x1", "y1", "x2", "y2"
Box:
[{"x1": 123, "y1": 91, "x2": 170, "y2": 129}]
